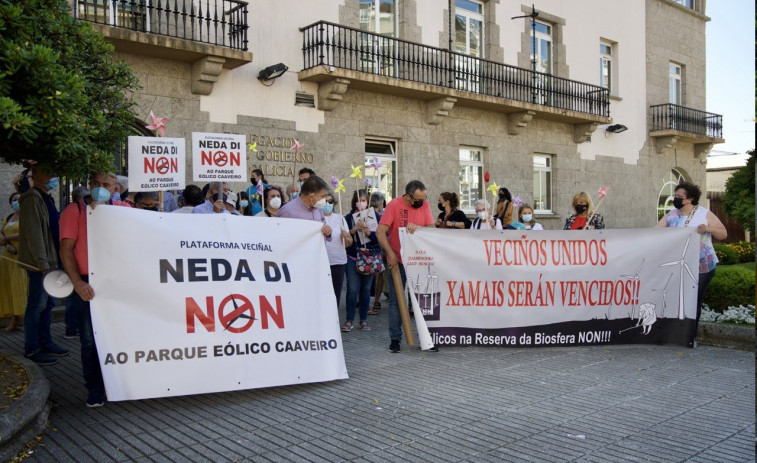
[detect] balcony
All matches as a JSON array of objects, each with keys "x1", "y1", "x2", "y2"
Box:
[
  {"x1": 74, "y1": 0, "x2": 253, "y2": 95},
  {"x1": 298, "y1": 21, "x2": 610, "y2": 141},
  {"x1": 649, "y1": 104, "x2": 724, "y2": 156}
]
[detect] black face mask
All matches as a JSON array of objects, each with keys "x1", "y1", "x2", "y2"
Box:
[
  {"x1": 574, "y1": 204, "x2": 588, "y2": 214},
  {"x1": 673, "y1": 198, "x2": 685, "y2": 209},
  {"x1": 498, "y1": 193, "x2": 507, "y2": 200},
  {"x1": 438, "y1": 202, "x2": 445, "y2": 211},
  {"x1": 145, "y1": 206, "x2": 158, "y2": 212},
  {"x1": 408, "y1": 197, "x2": 424, "y2": 209}
]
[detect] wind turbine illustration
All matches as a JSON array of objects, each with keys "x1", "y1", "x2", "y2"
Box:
[
  {"x1": 621, "y1": 259, "x2": 644, "y2": 318},
  {"x1": 659, "y1": 234, "x2": 697, "y2": 320},
  {"x1": 652, "y1": 273, "x2": 674, "y2": 317}
]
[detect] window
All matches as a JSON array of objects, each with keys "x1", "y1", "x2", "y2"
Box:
[
  {"x1": 359, "y1": 0, "x2": 397, "y2": 76},
  {"x1": 599, "y1": 41, "x2": 613, "y2": 94},
  {"x1": 669, "y1": 62, "x2": 682, "y2": 105},
  {"x1": 459, "y1": 147, "x2": 483, "y2": 213},
  {"x1": 454, "y1": 0, "x2": 484, "y2": 92},
  {"x1": 76, "y1": 0, "x2": 150, "y2": 32},
  {"x1": 364, "y1": 139, "x2": 397, "y2": 201},
  {"x1": 657, "y1": 168, "x2": 687, "y2": 221},
  {"x1": 672, "y1": 0, "x2": 694, "y2": 9},
  {"x1": 530, "y1": 21, "x2": 552, "y2": 75},
  {"x1": 533, "y1": 154, "x2": 552, "y2": 213}
]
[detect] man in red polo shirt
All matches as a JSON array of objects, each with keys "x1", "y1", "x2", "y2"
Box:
[
  {"x1": 376, "y1": 180, "x2": 435, "y2": 353},
  {"x1": 59, "y1": 172, "x2": 131, "y2": 408}
]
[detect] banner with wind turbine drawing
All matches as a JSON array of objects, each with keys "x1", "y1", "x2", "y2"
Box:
[{"x1": 401, "y1": 227, "x2": 699, "y2": 347}]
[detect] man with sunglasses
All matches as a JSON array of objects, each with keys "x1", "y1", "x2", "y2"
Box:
[{"x1": 376, "y1": 180, "x2": 436, "y2": 353}]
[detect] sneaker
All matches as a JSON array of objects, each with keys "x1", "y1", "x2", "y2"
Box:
[
  {"x1": 389, "y1": 339, "x2": 400, "y2": 353},
  {"x1": 25, "y1": 352, "x2": 58, "y2": 366},
  {"x1": 43, "y1": 344, "x2": 70, "y2": 357},
  {"x1": 424, "y1": 345, "x2": 439, "y2": 352},
  {"x1": 86, "y1": 391, "x2": 104, "y2": 408},
  {"x1": 64, "y1": 330, "x2": 79, "y2": 339}
]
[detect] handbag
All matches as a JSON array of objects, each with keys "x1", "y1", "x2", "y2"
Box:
[{"x1": 356, "y1": 245, "x2": 384, "y2": 275}]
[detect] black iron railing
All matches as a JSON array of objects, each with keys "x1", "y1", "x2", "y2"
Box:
[
  {"x1": 74, "y1": 0, "x2": 249, "y2": 51},
  {"x1": 300, "y1": 21, "x2": 610, "y2": 118},
  {"x1": 650, "y1": 104, "x2": 722, "y2": 138}
]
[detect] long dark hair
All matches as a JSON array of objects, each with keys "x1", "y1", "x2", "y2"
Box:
[
  {"x1": 440, "y1": 191, "x2": 459, "y2": 211},
  {"x1": 351, "y1": 189, "x2": 368, "y2": 212},
  {"x1": 252, "y1": 168, "x2": 267, "y2": 185}
]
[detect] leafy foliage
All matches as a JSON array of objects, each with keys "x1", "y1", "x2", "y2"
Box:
[
  {"x1": 713, "y1": 242, "x2": 739, "y2": 265},
  {"x1": 0, "y1": 0, "x2": 138, "y2": 178},
  {"x1": 703, "y1": 264, "x2": 755, "y2": 312},
  {"x1": 722, "y1": 150, "x2": 755, "y2": 233}
]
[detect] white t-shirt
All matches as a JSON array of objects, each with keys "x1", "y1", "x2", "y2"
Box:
[
  {"x1": 323, "y1": 213, "x2": 348, "y2": 265},
  {"x1": 525, "y1": 223, "x2": 543, "y2": 230}
]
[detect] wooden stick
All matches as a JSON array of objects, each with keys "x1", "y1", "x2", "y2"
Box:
[
  {"x1": 390, "y1": 265, "x2": 416, "y2": 346},
  {"x1": 337, "y1": 190, "x2": 345, "y2": 247},
  {"x1": 158, "y1": 190, "x2": 164, "y2": 212},
  {"x1": 0, "y1": 254, "x2": 39, "y2": 271},
  {"x1": 585, "y1": 196, "x2": 606, "y2": 230}
]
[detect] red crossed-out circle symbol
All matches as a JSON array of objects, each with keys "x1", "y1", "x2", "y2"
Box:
[
  {"x1": 219, "y1": 294, "x2": 256, "y2": 333},
  {"x1": 156, "y1": 157, "x2": 171, "y2": 175},
  {"x1": 213, "y1": 151, "x2": 228, "y2": 167}
]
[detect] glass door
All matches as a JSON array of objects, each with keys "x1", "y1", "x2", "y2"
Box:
[
  {"x1": 359, "y1": 0, "x2": 397, "y2": 76},
  {"x1": 530, "y1": 20, "x2": 552, "y2": 104},
  {"x1": 453, "y1": 0, "x2": 484, "y2": 92}
]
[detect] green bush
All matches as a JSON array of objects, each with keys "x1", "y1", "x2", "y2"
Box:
[
  {"x1": 714, "y1": 243, "x2": 739, "y2": 265},
  {"x1": 703, "y1": 265, "x2": 755, "y2": 312},
  {"x1": 729, "y1": 241, "x2": 755, "y2": 263}
]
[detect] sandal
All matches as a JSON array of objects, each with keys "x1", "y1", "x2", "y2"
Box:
[
  {"x1": 359, "y1": 321, "x2": 371, "y2": 331},
  {"x1": 341, "y1": 322, "x2": 353, "y2": 332},
  {"x1": 367, "y1": 302, "x2": 381, "y2": 315}
]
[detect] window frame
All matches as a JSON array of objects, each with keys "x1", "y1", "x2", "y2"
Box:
[
  {"x1": 364, "y1": 138, "x2": 398, "y2": 201},
  {"x1": 458, "y1": 146, "x2": 484, "y2": 215},
  {"x1": 599, "y1": 41, "x2": 613, "y2": 94},
  {"x1": 669, "y1": 62, "x2": 682, "y2": 105},
  {"x1": 533, "y1": 154, "x2": 553, "y2": 214}
]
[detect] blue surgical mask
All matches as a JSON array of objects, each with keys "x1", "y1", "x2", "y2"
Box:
[
  {"x1": 45, "y1": 177, "x2": 59, "y2": 191},
  {"x1": 239, "y1": 200, "x2": 249, "y2": 209},
  {"x1": 112, "y1": 191, "x2": 121, "y2": 201},
  {"x1": 11, "y1": 200, "x2": 20, "y2": 212},
  {"x1": 91, "y1": 187, "x2": 111, "y2": 203},
  {"x1": 522, "y1": 214, "x2": 533, "y2": 223},
  {"x1": 321, "y1": 202, "x2": 334, "y2": 214},
  {"x1": 290, "y1": 191, "x2": 299, "y2": 199}
]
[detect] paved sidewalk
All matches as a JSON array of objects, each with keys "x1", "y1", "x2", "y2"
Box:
[{"x1": 1, "y1": 309, "x2": 754, "y2": 463}]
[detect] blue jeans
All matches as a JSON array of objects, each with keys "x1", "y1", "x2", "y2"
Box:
[
  {"x1": 64, "y1": 296, "x2": 79, "y2": 333},
  {"x1": 345, "y1": 259, "x2": 374, "y2": 323},
  {"x1": 71, "y1": 276, "x2": 105, "y2": 396},
  {"x1": 24, "y1": 271, "x2": 54, "y2": 356},
  {"x1": 386, "y1": 263, "x2": 406, "y2": 341}
]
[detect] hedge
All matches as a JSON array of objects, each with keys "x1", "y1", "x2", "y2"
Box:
[{"x1": 703, "y1": 264, "x2": 755, "y2": 312}]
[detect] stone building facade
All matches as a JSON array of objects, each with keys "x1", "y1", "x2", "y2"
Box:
[{"x1": 1, "y1": 0, "x2": 723, "y2": 229}]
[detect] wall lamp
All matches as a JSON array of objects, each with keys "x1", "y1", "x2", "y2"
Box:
[
  {"x1": 606, "y1": 124, "x2": 628, "y2": 134},
  {"x1": 258, "y1": 63, "x2": 288, "y2": 82}
]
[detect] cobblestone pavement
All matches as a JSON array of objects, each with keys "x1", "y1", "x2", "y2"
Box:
[{"x1": 1, "y1": 306, "x2": 754, "y2": 463}]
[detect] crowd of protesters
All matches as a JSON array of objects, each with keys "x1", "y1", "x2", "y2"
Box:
[{"x1": 0, "y1": 162, "x2": 726, "y2": 407}]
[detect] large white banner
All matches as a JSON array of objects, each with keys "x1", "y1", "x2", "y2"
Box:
[
  {"x1": 402, "y1": 228, "x2": 700, "y2": 347},
  {"x1": 88, "y1": 206, "x2": 348, "y2": 401},
  {"x1": 127, "y1": 136, "x2": 186, "y2": 191}
]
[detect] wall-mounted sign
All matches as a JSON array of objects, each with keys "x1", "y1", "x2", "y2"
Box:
[{"x1": 248, "y1": 134, "x2": 315, "y2": 178}]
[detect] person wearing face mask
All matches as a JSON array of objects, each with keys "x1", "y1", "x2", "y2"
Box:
[
  {"x1": 321, "y1": 193, "x2": 352, "y2": 315},
  {"x1": 237, "y1": 191, "x2": 252, "y2": 216},
  {"x1": 173, "y1": 185, "x2": 204, "y2": 213},
  {"x1": 494, "y1": 187, "x2": 514, "y2": 226},
  {"x1": 17, "y1": 164, "x2": 70, "y2": 366},
  {"x1": 368, "y1": 191, "x2": 387, "y2": 315},
  {"x1": 564, "y1": 192, "x2": 605, "y2": 230},
  {"x1": 470, "y1": 199, "x2": 503, "y2": 230},
  {"x1": 134, "y1": 191, "x2": 160, "y2": 211},
  {"x1": 278, "y1": 176, "x2": 333, "y2": 240},
  {"x1": 518, "y1": 204, "x2": 543, "y2": 230},
  {"x1": 255, "y1": 186, "x2": 285, "y2": 217},
  {"x1": 655, "y1": 182, "x2": 726, "y2": 348},
  {"x1": 343, "y1": 189, "x2": 379, "y2": 332},
  {"x1": 0, "y1": 192, "x2": 27, "y2": 332},
  {"x1": 376, "y1": 180, "x2": 437, "y2": 353},
  {"x1": 245, "y1": 169, "x2": 269, "y2": 215},
  {"x1": 435, "y1": 192, "x2": 471, "y2": 229},
  {"x1": 59, "y1": 171, "x2": 132, "y2": 407}
]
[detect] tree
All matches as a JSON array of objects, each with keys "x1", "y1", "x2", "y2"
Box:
[
  {"x1": 722, "y1": 149, "x2": 755, "y2": 233},
  {"x1": 0, "y1": 0, "x2": 139, "y2": 178}
]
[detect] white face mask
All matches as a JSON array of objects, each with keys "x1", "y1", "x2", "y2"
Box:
[
  {"x1": 358, "y1": 201, "x2": 368, "y2": 211},
  {"x1": 269, "y1": 197, "x2": 281, "y2": 209},
  {"x1": 313, "y1": 197, "x2": 327, "y2": 209},
  {"x1": 477, "y1": 211, "x2": 487, "y2": 220}
]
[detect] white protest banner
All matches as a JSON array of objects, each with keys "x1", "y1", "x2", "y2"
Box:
[
  {"x1": 88, "y1": 206, "x2": 347, "y2": 401},
  {"x1": 127, "y1": 136, "x2": 186, "y2": 191},
  {"x1": 402, "y1": 228, "x2": 699, "y2": 347},
  {"x1": 192, "y1": 132, "x2": 247, "y2": 181}
]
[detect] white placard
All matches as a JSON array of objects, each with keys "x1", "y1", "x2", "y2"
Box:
[
  {"x1": 88, "y1": 206, "x2": 348, "y2": 401},
  {"x1": 127, "y1": 136, "x2": 186, "y2": 191},
  {"x1": 192, "y1": 132, "x2": 247, "y2": 181}
]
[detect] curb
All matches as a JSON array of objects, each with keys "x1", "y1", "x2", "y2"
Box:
[
  {"x1": 698, "y1": 322, "x2": 755, "y2": 351},
  {"x1": 0, "y1": 351, "x2": 51, "y2": 463}
]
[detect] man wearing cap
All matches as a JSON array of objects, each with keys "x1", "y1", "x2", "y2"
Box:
[
  {"x1": 17, "y1": 163, "x2": 69, "y2": 366},
  {"x1": 59, "y1": 171, "x2": 131, "y2": 407},
  {"x1": 224, "y1": 192, "x2": 242, "y2": 215}
]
